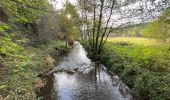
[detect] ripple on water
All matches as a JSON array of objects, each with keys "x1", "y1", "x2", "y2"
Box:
[{"x1": 53, "y1": 65, "x2": 132, "y2": 100}]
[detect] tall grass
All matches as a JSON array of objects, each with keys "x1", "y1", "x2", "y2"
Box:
[{"x1": 107, "y1": 37, "x2": 168, "y2": 46}]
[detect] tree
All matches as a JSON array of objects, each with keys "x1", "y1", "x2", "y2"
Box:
[
  {"x1": 78, "y1": 0, "x2": 116, "y2": 57},
  {"x1": 38, "y1": 12, "x2": 61, "y2": 43},
  {"x1": 144, "y1": 8, "x2": 170, "y2": 42},
  {"x1": 59, "y1": 2, "x2": 80, "y2": 47}
]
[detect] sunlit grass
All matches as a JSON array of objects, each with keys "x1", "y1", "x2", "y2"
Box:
[
  {"x1": 107, "y1": 37, "x2": 167, "y2": 46},
  {"x1": 105, "y1": 37, "x2": 170, "y2": 66}
]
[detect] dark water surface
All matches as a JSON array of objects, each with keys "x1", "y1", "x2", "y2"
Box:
[{"x1": 39, "y1": 65, "x2": 132, "y2": 100}]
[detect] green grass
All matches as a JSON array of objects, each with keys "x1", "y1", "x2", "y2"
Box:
[
  {"x1": 100, "y1": 37, "x2": 170, "y2": 100},
  {"x1": 107, "y1": 37, "x2": 168, "y2": 46},
  {"x1": 106, "y1": 37, "x2": 170, "y2": 65}
]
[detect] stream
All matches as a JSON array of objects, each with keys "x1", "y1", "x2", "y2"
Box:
[{"x1": 38, "y1": 41, "x2": 132, "y2": 100}]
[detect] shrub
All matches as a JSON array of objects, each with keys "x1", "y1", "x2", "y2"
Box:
[{"x1": 133, "y1": 70, "x2": 166, "y2": 100}]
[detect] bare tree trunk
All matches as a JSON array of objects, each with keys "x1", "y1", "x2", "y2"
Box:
[
  {"x1": 98, "y1": 0, "x2": 115, "y2": 52},
  {"x1": 95, "y1": 0, "x2": 105, "y2": 52},
  {"x1": 79, "y1": 0, "x2": 117, "y2": 57},
  {"x1": 66, "y1": 36, "x2": 68, "y2": 47},
  {"x1": 100, "y1": 27, "x2": 113, "y2": 50},
  {"x1": 92, "y1": 0, "x2": 96, "y2": 49},
  {"x1": 86, "y1": 13, "x2": 93, "y2": 48}
]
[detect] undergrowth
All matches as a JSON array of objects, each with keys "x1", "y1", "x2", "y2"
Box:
[{"x1": 0, "y1": 32, "x2": 68, "y2": 99}]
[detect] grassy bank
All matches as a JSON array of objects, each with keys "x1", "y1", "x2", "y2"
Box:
[
  {"x1": 83, "y1": 37, "x2": 170, "y2": 100},
  {"x1": 100, "y1": 37, "x2": 170, "y2": 100},
  {"x1": 0, "y1": 40, "x2": 69, "y2": 99}
]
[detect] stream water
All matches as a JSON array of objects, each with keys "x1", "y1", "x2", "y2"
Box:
[{"x1": 39, "y1": 41, "x2": 132, "y2": 100}]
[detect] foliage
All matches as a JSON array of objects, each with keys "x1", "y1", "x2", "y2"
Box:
[
  {"x1": 0, "y1": 0, "x2": 50, "y2": 23},
  {"x1": 59, "y1": 2, "x2": 80, "y2": 43},
  {"x1": 0, "y1": 38, "x2": 68, "y2": 99},
  {"x1": 111, "y1": 23, "x2": 148, "y2": 37},
  {"x1": 0, "y1": 24, "x2": 10, "y2": 33},
  {"x1": 38, "y1": 12, "x2": 61, "y2": 43},
  {"x1": 144, "y1": 8, "x2": 170, "y2": 42},
  {"x1": 0, "y1": 34, "x2": 34, "y2": 99}
]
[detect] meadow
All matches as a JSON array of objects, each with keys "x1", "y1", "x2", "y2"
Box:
[{"x1": 100, "y1": 37, "x2": 170, "y2": 100}]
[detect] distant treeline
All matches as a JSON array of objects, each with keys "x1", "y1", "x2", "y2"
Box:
[
  {"x1": 111, "y1": 7, "x2": 170, "y2": 42},
  {"x1": 111, "y1": 23, "x2": 148, "y2": 37}
]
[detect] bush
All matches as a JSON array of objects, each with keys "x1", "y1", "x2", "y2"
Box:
[{"x1": 133, "y1": 70, "x2": 169, "y2": 100}]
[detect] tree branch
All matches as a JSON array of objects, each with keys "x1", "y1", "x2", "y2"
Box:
[
  {"x1": 95, "y1": 0, "x2": 105, "y2": 51},
  {"x1": 92, "y1": 0, "x2": 96, "y2": 49},
  {"x1": 98, "y1": 0, "x2": 115, "y2": 50}
]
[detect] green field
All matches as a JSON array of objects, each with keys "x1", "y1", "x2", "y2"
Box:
[
  {"x1": 107, "y1": 37, "x2": 168, "y2": 46},
  {"x1": 101, "y1": 37, "x2": 170, "y2": 100}
]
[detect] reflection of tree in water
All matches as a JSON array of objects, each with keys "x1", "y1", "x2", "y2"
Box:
[
  {"x1": 39, "y1": 65, "x2": 131, "y2": 100},
  {"x1": 38, "y1": 74, "x2": 57, "y2": 100},
  {"x1": 75, "y1": 65, "x2": 119, "y2": 100}
]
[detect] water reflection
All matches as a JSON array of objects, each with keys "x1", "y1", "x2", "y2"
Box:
[
  {"x1": 53, "y1": 65, "x2": 131, "y2": 100},
  {"x1": 38, "y1": 41, "x2": 132, "y2": 100}
]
